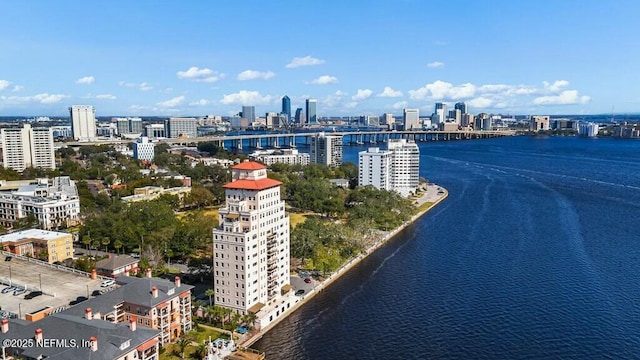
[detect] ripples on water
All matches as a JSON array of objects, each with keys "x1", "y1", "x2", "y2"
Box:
[{"x1": 254, "y1": 136, "x2": 640, "y2": 359}]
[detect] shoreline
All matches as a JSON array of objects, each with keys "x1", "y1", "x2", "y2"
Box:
[{"x1": 240, "y1": 184, "x2": 448, "y2": 348}]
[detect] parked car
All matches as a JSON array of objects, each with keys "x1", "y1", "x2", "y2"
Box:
[
  {"x1": 304, "y1": 278, "x2": 312, "y2": 284},
  {"x1": 295, "y1": 289, "x2": 305, "y2": 296},
  {"x1": 24, "y1": 291, "x2": 43, "y2": 300},
  {"x1": 69, "y1": 296, "x2": 88, "y2": 305},
  {"x1": 1, "y1": 286, "x2": 16, "y2": 294},
  {"x1": 13, "y1": 288, "x2": 27, "y2": 296},
  {"x1": 4, "y1": 256, "x2": 12, "y2": 262},
  {"x1": 100, "y1": 279, "x2": 115, "y2": 287}
]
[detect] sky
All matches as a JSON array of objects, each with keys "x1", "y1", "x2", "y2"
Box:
[{"x1": 1, "y1": 1, "x2": 639, "y2": 117}]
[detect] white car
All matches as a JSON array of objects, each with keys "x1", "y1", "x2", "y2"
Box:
[{"x1": 100, "y1": 279, "x2": 115, "y2": 287}]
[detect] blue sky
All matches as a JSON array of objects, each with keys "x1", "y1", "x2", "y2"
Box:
[{"x1": 1, "y1": 1, "x2": 638, "y2": 117}]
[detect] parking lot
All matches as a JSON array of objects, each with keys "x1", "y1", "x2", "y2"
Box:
[
  {"x1": 290, "y1": 271, "x2": 317, "y2": 296},
  {"x1": 0, "y1": 254, "x2": 103, "y2": 318}
]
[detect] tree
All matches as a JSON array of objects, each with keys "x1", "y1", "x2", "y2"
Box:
[
  {"x1": 205, "y1": 306, "x2": 216, "y2": 324},
  {"x1": 175, "y1": 335, "x2": 191, "y2": 359},
  {"x1": 82, "y1": 235, "x2": 92, "y2": 252},
  {"x1": 205, "y1": 288, "x2": 215, "y2": 307},
  {"x1": 113, "y1": 240, "x2": 123, "y2": 255},
  {"x1": 193, "y1": 343, "x2": 207, "y2": 359},
  {"x1": 101, "y1": 237, "x2": 111, "y2": 253},
  {"x1": 242, "y1": 312, "x2": 257, "y2": 330}
]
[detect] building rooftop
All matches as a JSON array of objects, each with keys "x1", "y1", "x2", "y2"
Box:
[
  {"x1": 0, "y1": 229, "x2": 70, "y2": 243},
  {"x1": 232, "y1": 161, "x2": 267, "y2": 171},
  {"x1": 223, "y1": 178, "x2": 282, "y2": 191},
  {"x1": 0, "y1": 313, "x2": 159, "y2": 360},
  {"x1": 95, "y1": 255, "x2": 138, "y2": 272}
]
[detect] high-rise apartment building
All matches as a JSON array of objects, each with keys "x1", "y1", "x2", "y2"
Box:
[
  {"x1": 165, "y1": 117, "x2": 198, "y2": 138},
  {"x1": 1, "y1": 124, "x2": 55, "y2": 171},
  {"x1": 212, "y1": 161, "x2": 291, "y2": 328},
  {"x1": 242, "y1": 106, "x2": 256, "y2": 124},
  {"x1": 403, "y1": 108, "x2": 420, "y2": 130},
  {"x1": 387, "y1": 139, "x2": 420, "y2": 197},
  {"x1": 281, "y1": 96, "x2": 291, "y2": 122},
  {"x1": 69, "y1": 105, "x2": 97, "y2": 141},
  {"x1": 116, "y1": 117, "x2": 143, "y2": 136},
  {"x1": 358, "y1": 147, "x2": 392, "y2": 191},
  {"x1": 530, "y1": 115, "x2": 550, "y2": 131},
  {"x1": 449, "y1": 109, "x2": 462, "y2": 124},
  {"x1": 310, "y1": 132, "x2": 343, "y2": 167},
  {"x1": 306, "y1": 99, "x2": 317, "y2": 124}
]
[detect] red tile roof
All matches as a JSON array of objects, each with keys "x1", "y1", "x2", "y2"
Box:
[
  {"x1": 223, "y1": 178, "x2": 282, "y2": 190},
  {"x1": 232, "y1": 161, "x2": 266, "y2": 170}
]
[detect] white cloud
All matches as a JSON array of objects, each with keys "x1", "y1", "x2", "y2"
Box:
[
  {"x1": 409, "y1": 80, "x2": 476, "y2": 101},
  {"x1": 344, "y1": 102, "x2": 358, "y2": 109},
  {"x1": 177, "y1": 66, "x2": 224, "y2": 82},
  {"x1": 0, "y1": 80, "x2": 10, "y2": 90},
  {"x1": 160, "y1": 87, "x2": 173, "y2": 94},
  {"x1": 286, "y1": 56, "x2": 325, "y2": 68},
  {"x1": 468, "y1": 97, "x2": 493, "y2": 108},
  {"x1": 119, "y1": 81, "x2": 136, "y2": 87},
  {"x1": 139, "y1": 82, "x2": 153, "y2": 91},
  {"x1": 377, "y1": 86, "x2": 403, "y2": 98},
  {"x1": 189, "y1": 99, "x2": 210, "y2": 106},
  {"x1": 322, "y1": 90, "x2": 348, "y2": 107},
  {"x1": 352, "y1": 89, "x2": 373, "y2": 101},
  {"x1": 533, "y1": 90, "x2": 591, "y2": 105},
  {"x1": 12, "y1": 85, "x2": 23, "y2": 92},
  {"x1": 1, "y1": 93, "x2": 69, "y2": 104},
  {"x1": 157, "y1": 96, "x2": 185, "y2": 108},
  {"x1": 76, "y1": 76, "x2": 95, "y2": 84},
  {"x1": 96, "y1": 94, "x2": 117, "y2": 100},
  {"x1": 309, "y1": 75, "x2": 338, "y2": 85},
  {"x1": 237, "y1": 70, "x2": 276, "y2": 81},
  {"x1": 220, "y1": 90, "x2": 273, "y2": 105},
  {"x1": 392, "y1": 101, "x2": 408, "y2": 109},
  {"x1": 543, "y1": 80, "x2": 569, "y2": 92},
  {"x1": 427, "y1": 61, "x2": 445, "y2": 69}
]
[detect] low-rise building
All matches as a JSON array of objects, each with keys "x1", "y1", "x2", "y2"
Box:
[
  {"x1": 95, "y1": 254, "x2": 139, "y2": 277},
  {"x1": 0, "y1": 228, "x2": 74, "y2": 263},
  {"x1": 250, "y1": 148, "x2": 310, "y2": 166},
  {"x1": 0, "y1": 176, "x2": 80, "y2": 230},
  {"x1": 60, "y1": 276, "x2": 193, "y2": 346},
  {"x1": 121, "y1": 186, "x2": 191, "y2": 204}
]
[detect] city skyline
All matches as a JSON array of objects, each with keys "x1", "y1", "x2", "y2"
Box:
[{"x1": 1, "y1": 1, "x2": 639, "y2": 116}]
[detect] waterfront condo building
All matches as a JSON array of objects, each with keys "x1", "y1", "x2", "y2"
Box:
[
  {"x1": 358, "y1": 139, "x2": 420, "y2": 197},
  {"x1": 1, "y1": 124, "x2": 55, "y2": 172},
  {"x1": 250, "y1": 148, "x2": 310, "y2": 166},
  {"x1": 69, "y1": 105, "x2": 97, "y2": 141},
  {"x1": 403, "y1": 108, "x2": 420, "y2": 130},
  {"x1": 531, "y1": 115, "x2": 551, "y2": 131},
  {"x1": 310, "y1": 132, "x2": 343, "y2": 167},
  {"x1": 212, "y1": 161, "x2": 292, "y2": 328}
]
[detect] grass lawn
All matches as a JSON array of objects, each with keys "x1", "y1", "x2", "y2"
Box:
[
  {"x1": 289, "y1": 212, "x2": 313, "y2": 228},
  {"x1": 417, "y1": 201, "x2": 435, "y2": 213},
  {"x1": 176, "y1": 207, "x2": 219, "y2": 220}
]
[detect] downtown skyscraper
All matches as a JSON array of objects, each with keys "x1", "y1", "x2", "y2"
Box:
[
  {"x1": 306, "y1": 99, "x2": 317, "y2": 125},
  {"x1": 281, "y1": 95, "x2": 291, "y2": 122}
]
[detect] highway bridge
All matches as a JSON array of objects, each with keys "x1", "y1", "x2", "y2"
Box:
[{"x1": 63, "y1": 129, "x2": 516, "y2": 150}]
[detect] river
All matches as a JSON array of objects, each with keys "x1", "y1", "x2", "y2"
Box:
[{"x1": 254, "y1": 135, "x2": 640, "y2": 359}]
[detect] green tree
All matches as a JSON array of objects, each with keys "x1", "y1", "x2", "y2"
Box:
[
  {"x1": 175, "y1": 335, "x2": 191, "y2": 359},
  {"x1": 205, "y1": 288, "x2": 215, "y2": 307},
  {"x1": 101, "y1": 237, "x2": 111, "y2": 253},
  {"x1": 113, "y1": 240, "x2": 123, "y2": 255}
]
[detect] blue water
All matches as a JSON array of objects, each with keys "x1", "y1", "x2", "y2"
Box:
[{"x1": 253, "y1": 136, "x2": 640, "y2": 359}]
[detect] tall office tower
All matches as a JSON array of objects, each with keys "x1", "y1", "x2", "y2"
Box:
[
  {"x1": 129, "y1": 117, "x2": 143, "y2": 134},
  {"x1": 69, "y1": 105, "x2": 97, "y2": 141},
  {"x1": 1, "y1": 124, "x2": 55, "y2": 172},
  {"x1": 435, "y1": 103, "x2": 447, "y2": 124},
  {"x1": 294, "y1": 108, "x2": 304, "y2": 125},
  {"x1": 403, "y1": 108, "x2": 420, "y2": 130},
  {"x1": 212, "y1": 161, "x2": 291, "y2": 326},
  {"x1": 133, "y1": 136, "x2": 155, "y2": 161},
  {"x1": 381, "y1": 113, "x2": 395, "y2": 127},
  {"x1": 242, "y1": 106, "x2": 256, "y2": 124},
  {"x1": 310, "y1": 132, "x2": 343, "y2": 167},
  {"x1": 449, "y1": 109, "x2": 462, "y2": 124},
  {"x1": 358, "y1": 147, "x2": 392, "y2": 191},
  {"x1": 165, "y1": 117, "x2": 198, "y2": 138},
  {"x1": 281, "y1": 95, "x2": 291, "y2": 122},
  {"x1": 461, "y1": 113, "x2": 474, "y2": 127},
  {"x1": 454, "y1": 102, "x2": 468, "y2": 115},
  {"x1": 306, "y1": 99, "x2": 317, "y2": 125},
  {"x1": 475, "y1": 113, "x2": 489, "y2": 131},
  {"x1": 387, "y1": 139, "x2": 420, "y2": 197},
  {"x1": 265, "y1": 112, "x2": 279, "y2": 129}
]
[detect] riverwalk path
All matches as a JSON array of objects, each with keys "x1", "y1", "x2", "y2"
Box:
[{"x1": 240, "y1": 184, "x2": 448, "y2": 348}]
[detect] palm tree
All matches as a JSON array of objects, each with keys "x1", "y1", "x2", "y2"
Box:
[
  {"x1": 205, "y1": 305, "x2": 216, "y2": 324},
  {"x1": 101, "y1": 237, "x2": 110, "y2": 253},
  {"x1": 82, "y1": 235, "x2": 91, "y2": 252},
  {"x1": 193, "y1": 343, "x2": 207, "y2": 359},
  {"x1": 113, "y1": 240, "x2": 123, "y2": 255},
  {"x1": 231, "y1": 312, "x2": 242, "y2": 334},
  {"x1": 175, "y1": 335, "x2": 191, "y2": 358},
  {"x1": 91, "y1": 239, "x2": 101, "y2": 257},
  {"x1": 242, "y1": 312, "x2": 258, "y2": 331},
  {"x1": 205, "y1": 288, "x2": 215, "y2": 307},
  {"x1": 213, "y1": 305, "x2": 226, "y2": 328}
]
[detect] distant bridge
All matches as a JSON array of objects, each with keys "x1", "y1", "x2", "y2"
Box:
[{"x1": 63, "y1": 130, "x2": 516, "y2": 150}]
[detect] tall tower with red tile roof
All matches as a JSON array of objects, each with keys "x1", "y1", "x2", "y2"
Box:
[{"x1": 212, "y1": 161, "x2": 291, "y2": 322}]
